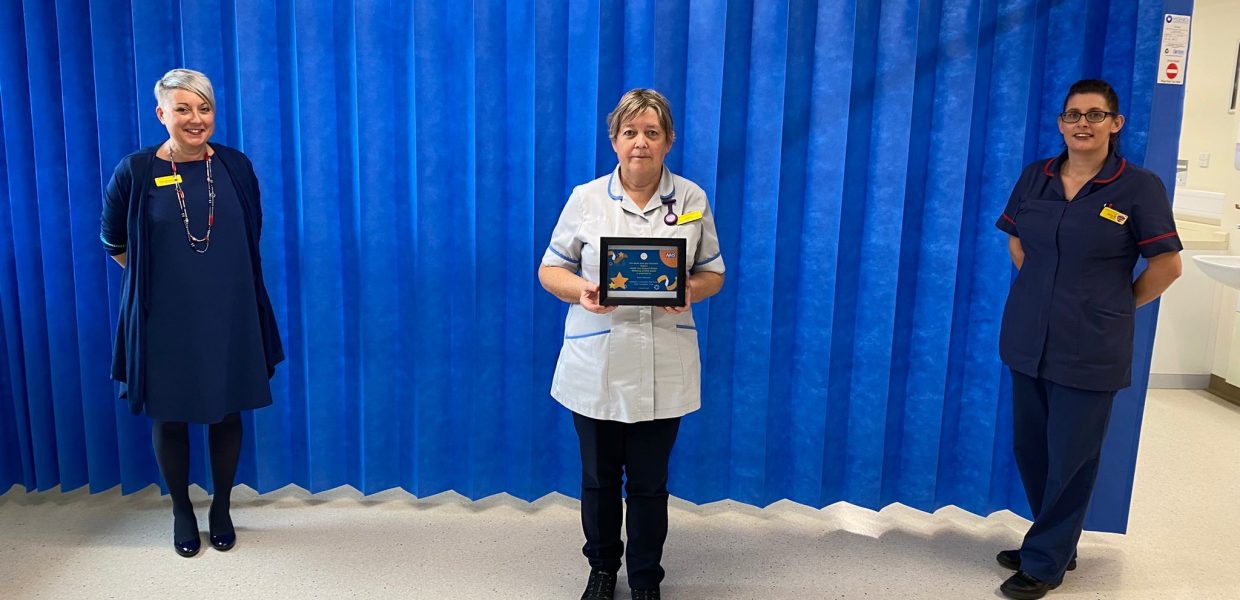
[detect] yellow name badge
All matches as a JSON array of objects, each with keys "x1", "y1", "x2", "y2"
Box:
[
  {"x1": 154, "y1": 174, "x2": 183, "y2": 187},
  {"x1": 677, "y1": 210, "x2": 703, "y2": 225},
  {"x1": 1099, "y1": 206, "x2": 1128, "y2": 225}
]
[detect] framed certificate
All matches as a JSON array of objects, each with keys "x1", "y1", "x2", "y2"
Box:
[{"x1": 598, "y1": 237, "x2": 688, "y2": 307}]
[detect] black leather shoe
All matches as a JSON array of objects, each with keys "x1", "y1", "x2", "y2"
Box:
[
  {"x1": 580, "y1": 569, "x2": 617, "y2": 600},
  {"x1": 631, "y1": 589, "x2": 660, "y2": 600},
  {"x1": 174, "y1": 536, "x2": 201, "y2": 558},
  {"x1": 996, "y1": 550, "x2": 1076, "y2": 572},
  {"x1": 210, "y1": 532, "x2": 236, "y2": 552},
  {"x1": 1000, "y1": 571, "x2": 1058, "y2": 600}
]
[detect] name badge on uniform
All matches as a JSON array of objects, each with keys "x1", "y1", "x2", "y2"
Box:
[
  {"x1": 676, "y1": 210, "x2": 702, "y2": 225},
  {"x1": 154, "y1": 174, "x2": 183, "y2": 187},
  {"x1": 1099, "y1": 206, "x2": 1128, "y2": 225}
]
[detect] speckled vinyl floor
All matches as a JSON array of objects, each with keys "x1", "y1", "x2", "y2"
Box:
[{"x1": 2, "y1": 389, "x2": 1237, "y2": 599}]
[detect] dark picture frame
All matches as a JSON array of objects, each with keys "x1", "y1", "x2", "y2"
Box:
[
  {"x1": 1230, "y1": 40, "x2": 1240, "y2": 112},
  {"x1": 598, "y1": 237, "x2": 688, "y2": 307}
]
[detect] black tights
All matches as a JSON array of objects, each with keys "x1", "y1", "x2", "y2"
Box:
[{"x1": 151, "y1": 413, "x2": 243, "y2": 541}]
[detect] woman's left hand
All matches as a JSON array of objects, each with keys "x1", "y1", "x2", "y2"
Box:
[{"x1": 660, "y1": 280, "x2": 693, "y2": 314}]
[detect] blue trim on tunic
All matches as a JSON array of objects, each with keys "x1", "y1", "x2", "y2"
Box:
[
  {"x1": 606, "y1": 170, "x2": 623, "y2": 201},
  {"x1": 547, "y1": 246, "x2": 580, "y2": 264},
  {"x1": 694, "y1": 252, "x2": 721, "y2": 266},
  {"x1": 566, "y1": 329, "x2": 611, "y2": 340},
  {"x1": 607, "y1": 167, "x2": 678, "y2": 203}
]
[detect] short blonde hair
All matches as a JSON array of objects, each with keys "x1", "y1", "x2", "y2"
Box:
[
  {"x1": 154, "y1": 68, "x2": 216, "y2": 111},
  {"x1": 606, "y1": 89, "x2": 675, "y2": 142}
]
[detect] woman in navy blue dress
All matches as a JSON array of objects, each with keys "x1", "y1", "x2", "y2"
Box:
[
  {"x1": 100, "y1": 69, "x2": 284, "y2": 557},
  {"x1": 993, "y1": 79, "x2": 1182, "y2": 599}
]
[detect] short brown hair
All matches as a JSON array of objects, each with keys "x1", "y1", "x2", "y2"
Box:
[{"x1": 606, "y1": 89, "x2": 675, "y2": 142}]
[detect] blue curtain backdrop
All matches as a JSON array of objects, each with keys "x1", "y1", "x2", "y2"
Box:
[{"x1": 0, "y1": 0, "x2": 1189, "y2": 533}]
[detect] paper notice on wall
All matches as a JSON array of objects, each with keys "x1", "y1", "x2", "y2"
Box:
[{"x1": 1158, "y1": 14, "x2": 1190, "y2": 85}]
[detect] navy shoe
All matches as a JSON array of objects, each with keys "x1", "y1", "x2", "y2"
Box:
[
  {"x1": 174, "y1": 535, "x2": 201, "y2": 558},
  {"x1": 996, "y1": 550, "x2": 1076, "y2": 572},
  {"x1": 1000, "y1": 571, "x2": 1059, "y2": 600},
  {"x1": 208, "y1": 506, "x2": 236, "y2": 552},
  {"x1": 631, "y1": 589, "x2": 660, "y2": 600},
  {"x1": 210, "y1": 532, "x2": 236, "y2": 552},
  {"x1": 580, "y1": 569, "x2": 617, "y2": 600}
]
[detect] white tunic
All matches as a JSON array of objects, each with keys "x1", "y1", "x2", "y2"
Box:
[{"x1": 542, "y1": 165, "x2": 726, "y2": 423}]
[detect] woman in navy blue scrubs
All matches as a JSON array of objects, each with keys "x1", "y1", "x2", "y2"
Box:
[{"x1": 993, "y1": 79, "x2": 1182, "y2": 600}]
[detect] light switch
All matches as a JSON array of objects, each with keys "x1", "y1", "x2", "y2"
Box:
[{"x1": 1199, "y1": 152, "x2": 1210, "y2": 168}]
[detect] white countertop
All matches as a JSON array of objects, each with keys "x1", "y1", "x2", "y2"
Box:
[{"x1": 1176, "y1": 220, "x2": 1230, "y2": 251}]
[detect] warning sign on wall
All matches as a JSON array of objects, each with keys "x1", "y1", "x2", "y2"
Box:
[{"x1": 1157, "y1": 14, "x2": 1190, "y2": 85}]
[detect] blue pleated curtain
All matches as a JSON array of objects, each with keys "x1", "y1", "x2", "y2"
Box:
[{"x1": 0, "y1": 0, "x2": 1187, "y2": 533}]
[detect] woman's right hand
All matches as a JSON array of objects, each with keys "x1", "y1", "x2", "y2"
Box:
[{"x1": 579, "y1": 282, "x2": 616, "y2": 314}]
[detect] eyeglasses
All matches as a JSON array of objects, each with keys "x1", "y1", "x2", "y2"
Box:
[{"x1": 1059, "y1": 110, "x2": 1118, "y2": 123}]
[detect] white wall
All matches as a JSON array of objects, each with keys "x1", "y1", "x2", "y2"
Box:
[
  {"x1": 1179, "y1": 0, "x2": 1240, "y2": 214},
  {"x1": 1150, "y1": 248, "x2": 1222, "y2": 386},
  {"x1": 1175, "y1": 0, "x2": 1240, "y2": 380}
]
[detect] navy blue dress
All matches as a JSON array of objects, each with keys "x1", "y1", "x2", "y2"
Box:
[{"x1": 143, "y1": 156, "x2": 272, "y2": 424}]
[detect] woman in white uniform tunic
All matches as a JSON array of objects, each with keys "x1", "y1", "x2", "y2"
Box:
[{"x1": 539, "y1": 89, "x2": 725, "y2": 600}]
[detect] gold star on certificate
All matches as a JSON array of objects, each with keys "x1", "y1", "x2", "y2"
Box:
[{"x1": 609, "y1": 272, "x2": 629, "y2": 289}]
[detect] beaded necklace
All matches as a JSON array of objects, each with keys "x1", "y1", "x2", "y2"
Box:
[{"x1": 166, "y1": 142, "x2": 215, "y2": 253}]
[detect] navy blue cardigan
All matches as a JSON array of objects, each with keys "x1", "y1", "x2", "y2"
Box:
[{"x1": 100, "y1": 144, "x2": 284, "y2": 415}]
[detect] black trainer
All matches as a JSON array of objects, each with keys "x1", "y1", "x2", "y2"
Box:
[
  {"x1": 1000, "y1": 570, "x2": 1059, "y2": 600},
  {"x1": 630, "y1": 589, "x2": 661, "y2": 600},
  {"x1": 996, "y1": 550, "x2": 1076, "y2": 572},
  {"x1": 580, "y1": 569, "x2": 617, "y2": 600}
]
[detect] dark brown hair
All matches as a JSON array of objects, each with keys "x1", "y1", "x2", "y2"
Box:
[{"x1": 1063, "y1": 79, "x2": 1121, "y2": 151}]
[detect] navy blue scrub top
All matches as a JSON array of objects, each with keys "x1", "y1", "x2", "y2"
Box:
[{"x1": 995, "y1": 151, "x2": 1182, "y2": 392}]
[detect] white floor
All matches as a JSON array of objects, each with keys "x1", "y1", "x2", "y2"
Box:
[{"x1": 1, "y1": 389, "x2": 1237, "y2": 600}]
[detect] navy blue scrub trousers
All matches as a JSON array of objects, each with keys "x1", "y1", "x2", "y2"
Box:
[
  {"x1": 572, "y1": 412, "x2": 681, "y2": 590},
  {"x1": 1010, "y1": 370, "x2": 1117, "y2": 585}
]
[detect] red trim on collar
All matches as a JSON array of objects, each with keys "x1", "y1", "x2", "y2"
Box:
[
  {"x1": 1137, "y1": 231, "x2": 1178, "y2": 246},
  {"x1": 1093, "y1": 158, "x2": 1127, "y2": 184},
  {"x1": 1041, "y1": 158, "x2": 1056, "y2": 177},
  {"x1": 1041, "y1": 155, "x2": 1126, "y2": 184}
]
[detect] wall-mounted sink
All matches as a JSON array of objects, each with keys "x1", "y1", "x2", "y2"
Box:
[{"x1": 1193, "y1": 255, "x2": 1240, "y2": 290}]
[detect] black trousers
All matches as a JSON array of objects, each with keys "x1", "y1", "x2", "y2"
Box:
[{"x1": 572, "y1": 412, "x2": 681, "y2": 590}]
